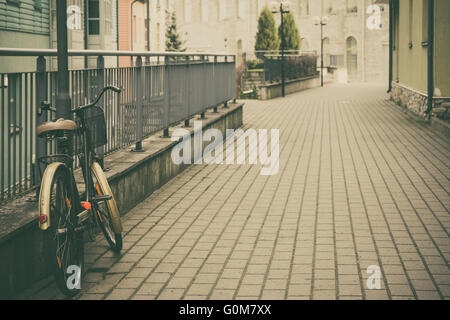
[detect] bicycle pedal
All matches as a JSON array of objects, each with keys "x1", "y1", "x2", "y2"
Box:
[{"x1": 77, "y1": 210, "x2": 90, "y2": 224}]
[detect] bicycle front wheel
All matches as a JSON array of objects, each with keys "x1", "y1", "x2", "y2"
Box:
[
  {"x1": 39, "y1": 163, "x2": 84, "y2": 297},
  {"x1": 91, "y1": 161, "x2": 123, "y2": 252}
]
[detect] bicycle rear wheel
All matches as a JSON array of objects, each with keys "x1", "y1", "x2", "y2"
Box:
[
  {"x1": 40, "y1": 164, "x2": 84, "y2": 297},
  {"x1": 91, "y1": 161, "x2": 122, "y2": 252}
]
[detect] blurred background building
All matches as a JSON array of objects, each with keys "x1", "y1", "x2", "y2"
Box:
[{"x1": 170, "y1": 0, "x2": 389, "y2": 82}]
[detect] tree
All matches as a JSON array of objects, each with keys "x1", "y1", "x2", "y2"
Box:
[
  {"x1": 278, "y1": 12, "x2": 301, "y2": 51},
  {"x1": 254, "y1": 7, "x2": 280, "y2": 59},
  {"x1": 166, "y1": 11, "x2": 185, "y2": 52}
]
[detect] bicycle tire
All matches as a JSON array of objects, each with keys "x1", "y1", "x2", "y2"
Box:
[
  {"x1": 91, "y1": 161, "x2": 123, "y2": 252},
  {"x1": 39, "y1": 163, "x2": 84, "y2": 297}
]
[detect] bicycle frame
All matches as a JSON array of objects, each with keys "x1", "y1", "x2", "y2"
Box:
[{"x1": 38, "y1": 86, "x2": 121, "y2": 230}]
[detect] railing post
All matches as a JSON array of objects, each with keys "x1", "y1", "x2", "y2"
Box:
[
  {"x1": 213, "y1": 56, "x2": 218, "y2": 113},
  {"x1": 34, "y1": 56, "x2": 47, "y2": 196},
  {"x1": 133, "y1": 56, "x2": 144, "y2": 151},
  {"x1": 162, "y1": 55, "x2": 170, "y2": 138},
  {"x1": 184, "y1": 55, "x2": 191, "y2": 127},
  {"x1": 199, "y1": 55, "x2": 207, "y2": 120},
  {"x1": 96, "y1": 55, "x2": 105, "y2": 163},
  {"x1": 224, "y1": 55, "x2": 229, "y2": 109},
  {"x1": 232, "y1": 55, "x2": 237, "y2": 103}
]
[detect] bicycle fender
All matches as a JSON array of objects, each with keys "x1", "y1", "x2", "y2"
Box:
[
  {"x1": 38, "y1": 162, "x2": 69, "y2": 231},
  {"x1": 91, "y1": 162, "x2": 123, "y2": 234}
]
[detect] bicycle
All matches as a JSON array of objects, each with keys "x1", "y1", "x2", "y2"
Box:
[{"x1": 36, "y1": 86, "x2": 123, "y2": 297}]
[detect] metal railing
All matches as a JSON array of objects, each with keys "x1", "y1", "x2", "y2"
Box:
[
  {"x1": 0, "y1": 49, "x2": 236, "y2": 203},
  {"x1": 263, "y1": 53, "x2": 318, "y2": 83}
]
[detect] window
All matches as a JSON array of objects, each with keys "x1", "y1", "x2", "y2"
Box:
[
  {"x1": 346, "y1": 36, "x2": 358, "y2": 76},
  {"x1": 237, "y1": 0, "x2": 246, "y2": 18},
  {"x1": 347, "y1": 0, "x2": 358, "y2": 14},
  {"x1": 156, "y1": 23, "x2": 161, "y2": 50},
  {"x1": 201, "y1": 0, "x2": 208, "y2": 22},
  {"x1": 184, "y1": 0, "x2": 192, "y2": 22},
  {"x1": 218, "y1": 0, "x2": 226, "y2": 20},
  {"x1": 237, "y1": 39, "x2": 242, "y2": 51},
  {"x1": 299, "y1": 0, "x2": 309, "y2": 17},
  {"x1": 88, "y1": 0, "x2": 100, "y2": 35}
]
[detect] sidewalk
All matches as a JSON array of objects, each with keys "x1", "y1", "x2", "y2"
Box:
[{"x1": 20, "y1": 83, "x2": 450, "y2": 300}]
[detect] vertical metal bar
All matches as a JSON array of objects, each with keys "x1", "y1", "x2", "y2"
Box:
[
  {"x1": 387, "y1": 0, "x2": 393, "y2": 93},
  {"x1": 184, "y1": 55, "x2": 191, "y2": 126},
  {"x1": 134, "y1": 56, "x2": 144, "y2": 151},
  {"x1": 233, "y1": 55, "x2": 237, "y2": 103},
  {"x1": 30, "y1": 73, "x2": 34, "y2": 188},
  {"x1": 97, "y1": 56, "x2": 105, "y2": 164},
  {"x1": 320, "y1": 23, "x2": 324, "y2": 87},
  {"x1": 163, "y1": 56, "x2": 170, "y2": 138},
  {"x1": 19, "y1": 74, "x2": 24, "y2": 193},
  {"x1": 22, "y1": 73, "x2": 29, "y2": 189},
  {"x1": 107, "y1": 68, "x2": 112, "y2": 153},
  {"x1": 426, "y1": 0, "x2": 434, "y2": 116},
  {"x1": 1, "y1": 74, "x2": 4, "y2": 201},
  {"x1": 280, "y1": 6, "x2": 286, "y2": 97},
  {"x1": 9, "y1": 74, "x2": 16, "y2": 196},
  {"x1": 35, "y1": 56, "x2": 46, "y2": 194}
]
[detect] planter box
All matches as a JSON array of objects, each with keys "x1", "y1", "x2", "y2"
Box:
[{"x1": 257, "y1": 74, "x2": 320, "y2": 100}]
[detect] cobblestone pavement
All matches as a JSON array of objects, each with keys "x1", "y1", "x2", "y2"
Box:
[{"x1": 20, "y1": 83, "x2": 449, "y2": 300}]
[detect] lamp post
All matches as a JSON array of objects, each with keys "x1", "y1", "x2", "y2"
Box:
[
  {"x1": 56, "y1": 0, "x2": 72, "y2": 156},
  {"x1": 314, "y1": 16, "x2": 328, "y2": 87},
  {"x1": 271, "y1": 1, "x2": 290, "y2": 97}
]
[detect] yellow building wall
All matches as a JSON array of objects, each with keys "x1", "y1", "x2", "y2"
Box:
[
  {"x1": 434, "y1": 0, "x2": 450, "y2": 97},
  {"x1": 395, "y1": 0, "x2": 428, "y2": 94},
  {"x1": 393, "y1": 0, "x2": 450, "y2": 97}
]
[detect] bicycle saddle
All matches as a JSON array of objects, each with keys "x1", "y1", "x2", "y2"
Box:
[{"x1": 37, "y1": 118, "x2": 77, "y2": 137}]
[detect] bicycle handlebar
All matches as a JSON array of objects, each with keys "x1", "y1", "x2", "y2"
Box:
[{"x1": 73, "y1": 86, "x2": 121, "y2": 113}]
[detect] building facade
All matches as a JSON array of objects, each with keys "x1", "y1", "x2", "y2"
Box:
[
  {"x1": 0, "y1": 0, "x2": 52, "y2": 72},
  {"x1": 389, "y1": 0, "x2": 450, "y2": 116},
  {"x1": 0, "y1": 0, "x2": 167, "y2": 72},
  {"x1": 0, "y1": 0, "x2": 119, "y2": 71},
  {"x1": 169, "y1": 0, "x2": 389, "y2": 82},
  {"x1": 118, "y1": 0, "x2": 166, "y2": 67}
]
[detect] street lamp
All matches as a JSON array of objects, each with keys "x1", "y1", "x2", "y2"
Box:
[
  {"x1": 271, "y1": 1, "x2": 290, "y2": 97},
  {"x1": 314, "y1": 16, "x2": 328, "y2": 87}
]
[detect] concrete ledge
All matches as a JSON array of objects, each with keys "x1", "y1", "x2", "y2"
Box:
[
  {"x1": 257, "y1": 75, "x2": 320, "y2": 100},
  {"x1": 0, "y1": 102, "x2": 243, "y2": 299}
]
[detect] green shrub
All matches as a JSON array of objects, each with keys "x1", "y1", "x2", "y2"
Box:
[{"x1": 247, "y1": 59, "x2": 264, "y2": 70}]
